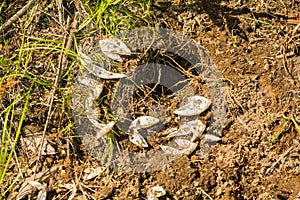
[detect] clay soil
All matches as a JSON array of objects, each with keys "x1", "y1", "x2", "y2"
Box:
[{"x1": 1, "y1": 0, "x2": 300, "y2": 199}]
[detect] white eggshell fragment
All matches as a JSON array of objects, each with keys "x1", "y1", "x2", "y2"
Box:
[
  {"x1": 160, "y1": 143, "x2": 197, "y2": 155},
  {"x1": 105, "y1": 53, "x2": 123, "y2": 62},
  {"x1": 77, "y1": 76, "x2": 103, "y2": 97},
  {"x1": 78, "y1": 51, "x2": 127, "y2": 79},
  {"x1": 78, "y1": 51, "x2": 93, "y2": 66},
  {"x1": 165, "y1": 127, "x2": 179, "y2": 138},
  {"x1": 187, "y1": 95, "x2": 210, "y2": 103},
  {"x1": 83, "y1": 167, "x2": 105, "y2": 180},
  {"x1": 173, "y1": 138, "x2": 194, "y2": 149},
  {"x1": 99, "y1": 38, "x2": 131, "y2": 55},
  {"x1": 174, "y1": 96, "x2": 211, "y2": 116},
  {"x1": 77, "y1": 75, "x2": 101, "y2": 89},
  {"x1": 94, "y1": 67, "x2": 127, "y2": 79},
  {"x1": 99, "y1": 38, "x2": 131, "y2": 61},
  {"x1": 84, "y1": 93, "x2": 99, "y2": 114},
  {"x1": 160, "y1": 145, "x2": 182, "y2": 155},
  {"x1": 174, "y1": 139, "x2": 198, "y2": 154},
  {"x1": 129, "y1": 132, "x2": 149, "y2": 148},
  {"x1": 147, "y1": 185, "x2": 166, "y2": 200},
  {"x1": 129, "y1": 116, "x2": 160, "y2": 130},
  {"x1": 96, "y1": 121, "x2": 116, "y2": 139},
  {"x1": 175, "y1": 120, "x2": 206, "y2": 141},
  {"x1": 86, "y1": 63, "x2": 127, "y2": 79},
  {"x1": 204, "y1": 134, "x2": 221, "y2": 142}
]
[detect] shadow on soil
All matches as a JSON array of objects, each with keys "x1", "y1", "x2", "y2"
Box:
[{"x1": 157, "y1": 0, "x2": 288, "y2": 41}]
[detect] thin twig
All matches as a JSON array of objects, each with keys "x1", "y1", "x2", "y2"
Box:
[
  {"x1": 33, "y1": 13, "x2": 78, "y2": 179},
  {"x1": 278, "y1": 0, "x2": 287, "y2": 15},
  {"x1": 287, "y1": 19, "x2": 300, "y2": 25},
  {"x1": 55, "y1": 0, "x2": 64, "y2": 25},
  {"x1": 276, "y1": 51, "x2": 295, "y2": 59},
  {"x1": 136, "y1": 66, "x2": 162, "y2": 106},
  {"x1": 57, "y1": 16, "x2": 70, "y2": 79},
  {"x1": 60, "y1": 12, "x2": 79, "y2": 77},
  {"x1": 11, "y1": 138, "x2": 24, "y2": 179},
  {"x1": 74, "y1": 166, "x2": 89, "y2": 200},
  {"x1": 265, "y1": 146, "x2": 294, "y2": 175},
  {"x1": 287, "y1": 23, "x2": 300, "y2": 43},
  {"x1": 0, "y1": 0, "x2": 39, "y2": 32},
  {"x1": 199, "y1": 187, "x2": 213, "y2": 200},
  {"x1": 226, "y1": 86, "x2": 246, "y2": 113},
  {"x1": 237, "y1": 116, "x2": 250, "y2": 131}
]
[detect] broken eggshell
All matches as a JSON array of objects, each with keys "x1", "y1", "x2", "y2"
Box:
[
  {"x1": 173, "y1": 138, "x2": 196, "y2": 149},
  {"x1": 78, "y1": 51, "x2": 93, "y2": 66},
  {"x1": 147, "y1": 185, "x2": 166, "y2": 200},
  {"x1": 173, "y1": 119, "x2": 206, "y2": 142},
  {"x1": 129, "y1": 116, "x2": 160, "y2": 130},
  {"x1": 83, "y1": 166, "x2": 105, "y2": 181},
  {"x1": 129, "y1": 132, "x2": 149, "y2": 148},
  {"x1": 76, "y1": 75, "x2": 104, "y2": 98},
  {"x1": 165, "y1": 127, "x2": 179, "y2": 138},
  {"x1": 160, "y1": 140, "x2": 198, "y2": 155},
  {"x1": 85, "y1": 62, "x2": 127, "y2": 80},
  {"x1": 99, "y1": 38, "x2": 131, "y2": 62},
  {"x1": 78, "y1": 51, "x2": 127, "y2": 79},
  {"x1": 203, "y1": 134, "x2": 221, "y2": 142},
  {"x1": 174, "y1": 138, "x2": 198, "y2": 154},
  {"x1": 174, "y1": 95, "x2": 211, "y2": 116},
  {"x1": 96, "y1": 121, "x2": 116, "y2": 139}
]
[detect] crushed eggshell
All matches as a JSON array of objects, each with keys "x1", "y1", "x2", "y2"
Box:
[
  {"x1": 78, "y1": 51, "x2": 127, "y2": 79},
  {"x1": 99, "y1": 38, "x2": 131, "y2": 62},
  {"x1": 147, "y1": 185, "x2": 166, "y2": 200},
  {"x1": 129, "y1": 116, "x2": 160, "y2": 130},
  {"x1": 204, "y1": 134, "x2": 221, "y2": 142},
  {"x1": 174, "y1": 95, "x2": 211, "y2": 116},
  {"x1": 83, "y1": 167, "x2": 105, "y2": 180},
  {"x1": 129, "y1": 132, "x2": 149, "y2": 148}
]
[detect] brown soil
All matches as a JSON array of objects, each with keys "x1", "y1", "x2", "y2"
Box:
[{"x1": 1, "y1": 0, "x2": 299, "y2": 199}]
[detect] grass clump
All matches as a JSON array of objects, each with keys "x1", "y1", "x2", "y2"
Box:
[
  {"x1": 0, "y1": 0, "x2": 157, "y2": 198},
  {"x1": 78, "y1": 0, "x2": 153, "y2": 36},
  {"x1": 0, "y1": 78, "x2": 33, "y2": 198}
]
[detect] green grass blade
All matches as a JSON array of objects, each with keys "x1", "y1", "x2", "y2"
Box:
[{"x1": 0, "y1": 81, "x2": 34, "y2": 186}]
